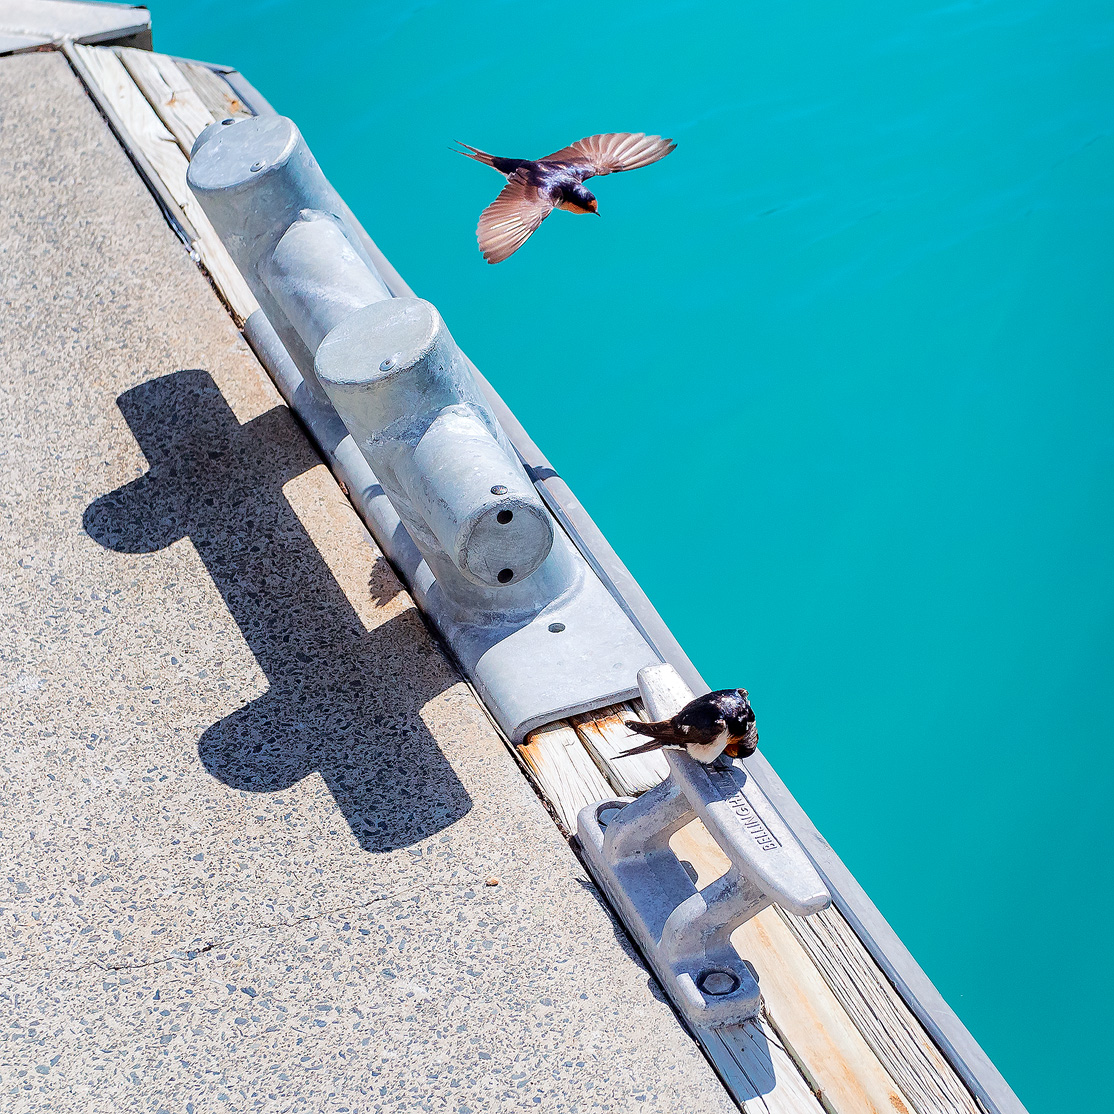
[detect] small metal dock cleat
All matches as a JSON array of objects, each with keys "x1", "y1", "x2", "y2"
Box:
[{"x1": 578, "y1": 664, "x2": 831, "y2": 1028}]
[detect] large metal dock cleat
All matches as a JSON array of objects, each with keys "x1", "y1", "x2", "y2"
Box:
[
  {"x1": 185, "y1": 115, "x2": 658, "y2": 741},
  {"x1": 578, "y1": 664, "x2": 831, "y2": 1028}
]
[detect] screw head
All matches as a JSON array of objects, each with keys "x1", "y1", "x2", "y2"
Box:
[
  {"x1": 249, "y1": 160, "x2": 265, "y2": 172},
  {"x1": 379, "y1": 357, "x2": 395, "y2": 372},
  {"x1": 490, "y1": 484, "x2": 508, "y2": 495},
  {"x1": 547, "y1": 622, "x2": 565, "y2": 633},
  {"x1": 697, "y1": 969, "x2": 741, "y2": 997}
]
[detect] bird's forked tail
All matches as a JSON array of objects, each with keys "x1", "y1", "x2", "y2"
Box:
[
  {"x1": 618, "y1": 717, "x2": 678, "y2": 758},
  {"x1": 453, "y1": 141, "x2": 497, "y2": 167}
]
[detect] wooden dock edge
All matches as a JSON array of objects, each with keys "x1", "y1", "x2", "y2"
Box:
[{"x1": 59, "y1": 41, "x2": 987, "y2": 1114}]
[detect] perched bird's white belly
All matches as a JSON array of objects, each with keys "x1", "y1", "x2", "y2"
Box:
[{"x1": 686, "y1": 728, "x2": 730, "y2": 764}]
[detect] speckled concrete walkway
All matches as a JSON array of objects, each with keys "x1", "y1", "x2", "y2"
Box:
[{"x1": 0, "y1": 52, "x2": 735, "y2": 1114}]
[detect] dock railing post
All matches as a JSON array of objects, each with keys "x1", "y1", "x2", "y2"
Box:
[{"x1": 578, "y1": 664, "x2": 831, "y2": 1028}]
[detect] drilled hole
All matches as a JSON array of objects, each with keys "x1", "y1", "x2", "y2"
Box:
[
  {"x1": 548, "y1": 622, "x2": 565, "y2": 633},
  {"x1": 497, "y1": 568, "x2": 514, "y2": 584},
  {"x1": 497, "y1": 510, "x2": 513, "y2": 525}
]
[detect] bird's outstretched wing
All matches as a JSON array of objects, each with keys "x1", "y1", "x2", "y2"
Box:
[
  {"x1": 541, "y1": 132, "x2": 676, "y2": 178},
  {"x1": 476, "y1": 169, "x2": 554, "y2": 263}
]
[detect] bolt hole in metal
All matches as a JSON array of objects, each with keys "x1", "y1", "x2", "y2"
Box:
[
  {"x1": 697, "y1": 969, "x2": 741, "y2": 997},
  {"x1": 497, "y1": 509, "x2": 513, "y2": 524},
  {"x1": 548, "y1": 622, "x2": 566, "y2": 633},
  {"x1": 497, "y1": 568, "x2": 514, "y2": 584},
  {"x1": 220, "y1": 118, "x2": 235, "y2": 126},
  {"x1": 379, "y1": 356, "x2": 395, "y2": 372},
  {"x1": 249, "y1": 160, "x2": 265, "y2": 172}
]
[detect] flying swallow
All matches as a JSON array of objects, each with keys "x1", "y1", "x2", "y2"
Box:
[
  {"x1": 455, "y1": 132, "x2": 676, "y2": 263},
  {"x1": 620, "y1": 690, "x2": 757, "y2": 765}
]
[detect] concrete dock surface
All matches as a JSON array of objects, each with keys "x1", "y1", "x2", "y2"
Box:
[{"x1": 0, "y1": 51, "x2": 736, "y2": 1114}]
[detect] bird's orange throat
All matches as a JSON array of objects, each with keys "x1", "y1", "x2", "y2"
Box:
[{"x1": 556, "y1": 197, "x2": 597, "y2": 214}]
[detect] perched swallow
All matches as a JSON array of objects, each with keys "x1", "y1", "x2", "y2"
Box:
[
  {"x1": 620, "y1": 690, "x2": 758, "y2": 765},
  {"x1": 455, "y1": 132, "x2": 677, "y2": 263}
]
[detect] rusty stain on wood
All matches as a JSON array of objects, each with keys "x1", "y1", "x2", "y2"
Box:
[
  {"x1": 116, "y1": 46, "x2": 213, "y2": 155},
  {"x1": 518, "y1": 721, "x2": 614, "y2": 832},
  {"x1": 177, "y1": 58, "x2": 252, "y2": 122},
  {"x1": 570, "y1": 700, "x2": 668, "y2": 796}
]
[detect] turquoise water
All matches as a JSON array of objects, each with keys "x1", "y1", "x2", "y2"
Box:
[{"x1": 146, "y1": 3, "x2": 1112, "y2": 1109}]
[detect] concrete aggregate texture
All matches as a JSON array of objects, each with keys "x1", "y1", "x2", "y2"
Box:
[{"x1": 0, "y1": 52, "x2": 734, "y2": 1113}]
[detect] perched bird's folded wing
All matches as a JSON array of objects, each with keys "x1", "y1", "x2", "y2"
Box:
[
  {"x1": 477, "y1": 170, "x2": 554, "y2": 263},
  {"x1": 672, "y1": 703, "x2": 728, "y2": 747},
  {"x1": 541, "y1": 132, "x2": 676, "y2": 177},
  {"x1": 623, "y1": 715, "x2": 722, "y2": 749}
]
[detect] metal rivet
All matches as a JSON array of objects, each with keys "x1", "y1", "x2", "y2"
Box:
[
  {"x1": 698, "y1": 969, "x2": 740, "y2": 997},
  {"x1": 490, "y1": 484, "x2": 508, "y2": 495},
  {"x1": 379, "y1": 357, "x2": 395, "y2": 372},
  {"x1": 220, "y1": 118, "x2": 235, "y2": 126},
  {"x1": 249, "y1": 160, "x2": 265, "y2": 172},
  {"x1": 497, "y1": 568, "x2": 514, "y2": 584},
  {"x1": 548, "y1": 622, "x2": 565, "y2": 633}
]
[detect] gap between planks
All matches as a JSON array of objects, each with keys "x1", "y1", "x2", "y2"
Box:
[{"x1": 68, "y1": 40, "x2": 982, "y2": 1114}]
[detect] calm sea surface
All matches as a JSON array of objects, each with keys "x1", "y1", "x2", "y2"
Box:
[{"x1": 145, "y1": 3, "x2": 1112, "y2": 1109}]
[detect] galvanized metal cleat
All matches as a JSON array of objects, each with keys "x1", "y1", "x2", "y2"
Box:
[
  {"x1": 186, "y1": 116, "x2": 659, "y2": 740},
  {"x1": 578, "y1": 664, "x2": 831, "y2": 1028}
]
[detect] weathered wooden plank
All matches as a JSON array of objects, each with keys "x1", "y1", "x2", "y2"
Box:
[
  {"x1": 518, "y1": 721, "x2": 614, "y2": 833},
  {"x1": 699, "y1": 1020, "x2": 826, "y2": 1114},
  {"x1": 116, "y1": 46, "x2": 214, "y2": 153},
  {"x1": 775, "y1": 906, "x2": 980, "y2": 1114},
  {"x1": 63, "y1": 38, "x2": 198, "y2": 247},
  {"x1": 69, "y1": 44, "x2": 257, "y2": 322},
  {"x1": 178, "y1": 59, "x2": 253, "y2": 122},
  {"x1": 570, "y1": 701, "x2": 668, "y2": 796},
  {"x1": 670, "y1": 820, "x2": 919, "y2": 1114},
  {"x1": 738, "y1": 912, "x2": 918, "y2": 1114}
]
